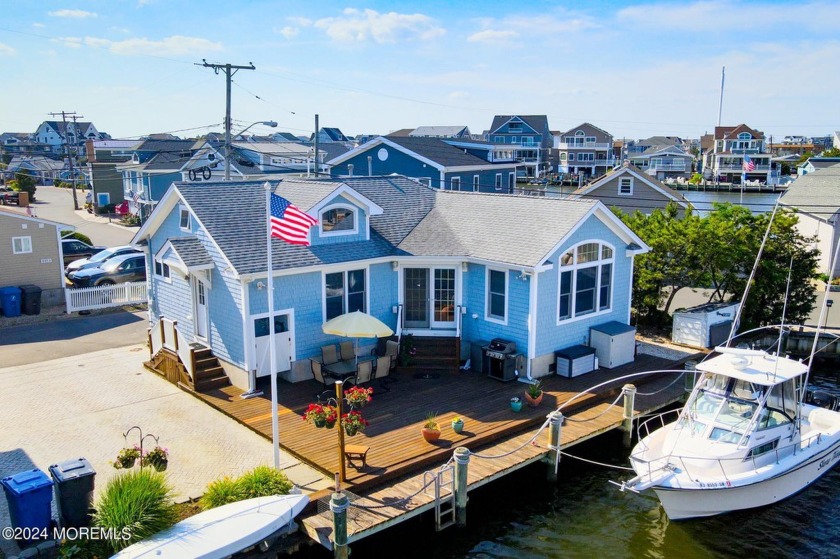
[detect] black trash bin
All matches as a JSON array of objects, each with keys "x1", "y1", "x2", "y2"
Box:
[
  {"x1": 18, "y1": 284, "x2": 42, "y2": 316},
  {"x1": 49, "y1": 458, "x2": 95, "y2": 528}
]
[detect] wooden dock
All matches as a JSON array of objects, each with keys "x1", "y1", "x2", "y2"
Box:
[{"x1": 189, "y1": 352, "x2": 695, "y2": 550}]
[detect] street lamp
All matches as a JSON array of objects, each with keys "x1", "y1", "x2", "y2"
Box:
[{"x1": 225, "y1": 120, "x2": 278, "y2": 180}]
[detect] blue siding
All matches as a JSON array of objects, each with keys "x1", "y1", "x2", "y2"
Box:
[
  {"x1": 444, "y1": 170, "x2": 516, "y2": 194},
  {"x1": 460, "y1": 264, "x2": 530, "y2": 353},
  {"x1": 330, "y1": 146, "x2": 441, "y2": 186},
  {"x1": 533, "y1": 217, "x2": 632, "y2": 356},
  {"x1": 310, "y1": 194, "x2": 369, "y2": 246}
]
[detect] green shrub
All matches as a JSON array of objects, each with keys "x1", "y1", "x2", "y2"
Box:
[
  {"x1": 199, "y1": 466, "x2": 292, "y2": 510},
  {"x1": 236, "y1": 466, "x2": 292, "y2": 499},
  {"x1": 60, "y1": 230, "x2": 93, "y2": 245},
  {"x1": 199, "y1": 476, "x2": 241, "y2": 510},
  {"x1": 93, "y1": 469, "x2": 177, "y2": 553}
]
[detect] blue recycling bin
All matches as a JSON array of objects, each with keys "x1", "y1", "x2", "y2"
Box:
[
  {"x1": 0, "y1": 286, "x2": 22, "y2": 317},
  {"x1": 1, "y1": 469, "x2": 54, "y2": 546}
]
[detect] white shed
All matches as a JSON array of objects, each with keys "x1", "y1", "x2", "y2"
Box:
[
  {"x1": 671, "y1": 301, "x2": 740, "y2": 349},
  {"x1": 590, "y1": 321, "x2": 636, "y2": 369}
]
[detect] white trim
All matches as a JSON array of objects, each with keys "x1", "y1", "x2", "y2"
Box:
[
  {"x1": 12, "y1": 235, "x2": 32, "y2": 254},
  {"x1": 627, "y1": 254, "x2": 635, "y2": 324},
  {"x1": 495, "y1": 173, "x2": 502, "y2": 191},
  {"x1": 327, "y1": 137, "x2": 446, "y2": 171},
  {"x1": 473, "y1": 175, "x2": 480, "y2": 192},
  {"x1": 306, "y1": 183, "x2": 384, "y2": 217},
  {"x1": 178, "y1": 205, "x2": 191, "y2": 231},
  {"x1": 249, "y1": 307, "x2": 297, "y2": 375},
  {"x1": 241, "y1": 278, "x2": 253, "y2": 384},
  {"x1": 485, "y1": 267, "x2": 508, "y2": 325},
  {"x1": 527, "y1": 266, "x2": 538, "y2": 378},
  {"x1": 192, "y1": 275, "x2": 210, "y2": 342},
  {"x1": 555, "y1": 240, "x2": 615, "y2": 325},
  {"x1": 319, "y1": 204, "x2": 359, "y2": 238},
  {"x1": 489, "y1": 116, "x2": 539, "y2": 136},
  {"x1": 444, "y1": 164, "x2": 518, "y2": 173},
  {"x1": 450, "y1": 176, "x2": 461, "y2": 191},
  {"x1": 618, "y1": 176, "x2": 634, "y2": 196}
]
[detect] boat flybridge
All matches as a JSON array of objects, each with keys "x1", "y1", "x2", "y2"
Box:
[{"x1": 622, "y1": 345, "x2": 840, "y2": 520}]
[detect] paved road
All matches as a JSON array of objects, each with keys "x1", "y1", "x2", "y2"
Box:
[
  {"x1": 28, "y1": 185, "x2": 136, "y2": 247},
  {"x1": 0, "y1": 310, "x2": 150, "y2": 367}
]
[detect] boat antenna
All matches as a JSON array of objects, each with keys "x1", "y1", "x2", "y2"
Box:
[
  {"x1": 775, "y1": 254, "x2": 795, "y2": 357},
  {"x1": 803, "y1": 233, "x2": 840, "y2": 389},
  {"x1": 724, "y1": 201, "x2": 780, "y2": 347}
]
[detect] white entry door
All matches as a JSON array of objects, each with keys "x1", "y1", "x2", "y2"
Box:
[
  {"x1": 194, "y1": 278, "x2": 208, "y2": 340},
  {"x1": 254, "y1": 313, "x2": 293, "y2": 377}
]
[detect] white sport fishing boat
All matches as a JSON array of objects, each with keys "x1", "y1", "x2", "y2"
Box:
[{"x1": 622, "y1": 344, "x2": 840, "y2": 519}]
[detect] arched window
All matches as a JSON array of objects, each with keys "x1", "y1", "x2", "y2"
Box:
[
  {"x1": 320, "y1": 205, "x2": 357, "y2": 235},
  {"x1": 558, "y1": 241, "x2": 614, "y2": 321},
  {"x1": 737, "y1": 132, "x2": 752, "y2": 140}
]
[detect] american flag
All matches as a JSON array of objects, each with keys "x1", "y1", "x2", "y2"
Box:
[
  {"x1": 269, "y1": 193, "x2": 317, "y2": 246},
  {"x1": 742, "y1": 154, "x2": 756, "y2": 172}
]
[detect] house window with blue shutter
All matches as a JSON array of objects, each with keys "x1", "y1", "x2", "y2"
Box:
[{"x1": 557, "y1": 242, "x2": 614, "y2": 322}]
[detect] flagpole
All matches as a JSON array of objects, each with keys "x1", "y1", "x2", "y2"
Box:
[{"x1": 265, "y1": 182, "x2": 281, "y2": 470}]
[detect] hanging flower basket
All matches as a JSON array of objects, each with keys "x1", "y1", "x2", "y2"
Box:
[
  {"x1": 344, "y1": 386, "x2": 373, "y2": 409},
  {"x1": 302, "y1": 403, "x2": 337, "y2": 428},
  {"x1": 141, "y1": 446, "x2": 169, "y2": 471},
  {"x1": 113, "y1": 446, "x2": 141, "y2": 469},
  {"x1": 314, "y1": 418, "x2": 327, "y2": 428},
  {"x1": 341, "y1": 411, "x2": 368, "y2": 437}
]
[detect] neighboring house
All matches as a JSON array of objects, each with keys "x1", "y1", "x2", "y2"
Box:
[
  {"x1": 797, "y1": 157, "x2": 840, "y2": 176},
  {"x1": 327, "y1": 136, "x2": 518, "y2": 192},
  {"x1": 85, "y1": 139, "x2": 137, "y2": 209},
  {"x1": 568, "y1": 163, "x2": 691, "y2": 216},
  {"x1": 409, "y1": 126, "x2": 472, "y2": 139},
  {"x1": 34, "y1": 120, "x2": 103, "y2": 155},
  {"x1": 269, "y1": 132, "x2": 304, "y2": 143},
  {"x1": 627, "y1": 145, "x2": 693, "y2": 181},
  {"x1": 6, "y1": 155, "x2": 65, "y2": 185},
  {"x1": 486, "y1": 115, "x2": 553, "y2": 179},
  {"x1": 555, "y1": 123, "x2": 616, "y2": 180},
  {"x1": 701, "y1": 124, "x2": 773, "y2": 184},
  {"x1": 233, "y1": 141, "x2": 323, "y2": 175},
  {"x1": 314, "y1": 127, "x2": 350, "y2": 143},
  {"x1": 132, "y1": 175, "x2": 648, "y2": 393},
  {"x1": 0, "y1": 133, "x2": 52, "y2": 161},
  {"x1": 779, "y1": 164, "x2": 840, "y2": 277},
  {"x1": 0, "y1": 208, "x2": 68, "y2": 307}
]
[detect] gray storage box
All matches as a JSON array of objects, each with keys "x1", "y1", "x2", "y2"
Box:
[
  {"x1": 590, "y1": 321, "x2": 636, "y2": 369},
  {"x1": 555, "y1": 345, "x2": 597, "y2": 378}
]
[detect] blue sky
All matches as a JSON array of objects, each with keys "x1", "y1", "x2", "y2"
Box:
[{"x1": 1, "y1": 1, "x2": 838, "y2": 141}]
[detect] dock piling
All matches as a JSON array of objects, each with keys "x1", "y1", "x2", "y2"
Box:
[
  {"x1": 621, "y1": 384, "x2": 637, "y2": 448},
  {"x1": 454, "y1": 447, "x2": 470, "y2": 527},
  {"x1": 546, "y1": 411, "x2": 564, "y2": 481},
  {"x1": 330, "y1": 491, "x2": 350, "y2": 559}
]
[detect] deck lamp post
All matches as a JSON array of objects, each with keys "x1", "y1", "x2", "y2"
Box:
[{"x1": 225, "y1": 120, "x2": 278, "y2": 180}]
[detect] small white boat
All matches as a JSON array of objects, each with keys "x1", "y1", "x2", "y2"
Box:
[
  {"x1": 111, "y1": 494, "x2": 309, "y2": 558},
  {"x1": 622, "y1": 345, "x2": 840, "y2": 519}
]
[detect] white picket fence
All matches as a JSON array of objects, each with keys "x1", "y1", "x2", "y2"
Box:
[{"x1": 65, "y1": 282, "x2": 148, "y2": 313}]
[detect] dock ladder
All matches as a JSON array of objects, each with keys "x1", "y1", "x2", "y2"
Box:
[{"x1": 424, "y1": 465, "x2": 455, "y2": 531}]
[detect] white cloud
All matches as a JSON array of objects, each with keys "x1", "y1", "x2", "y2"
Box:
[
  {"x1": 278, "y1": 26, "x2": 299, "y2": 39},
  {"x1": 287, "y1": 17, "x2": 312, "y2": 27},
  {"x1": 314, "y1": 8, "x2": 445, "y2": 44},
  {"x1": 0, "y1": 42, "x2": 15, "y2": 56},
  {"x1": 32, "y1": 22, "x2": 45, "y2": 28},
  {"x1": 48, "y1": 9, "x2": 97, "y2": 19},
  {"x1": 468, "y1": 30, "x2": 519, "y2": 43},
  {"x1": 55, "y1": 37, "x2": 84, "y2": 48},
  {"x1": 82, "y1": 35, "x2": 223, "y2": 56}
]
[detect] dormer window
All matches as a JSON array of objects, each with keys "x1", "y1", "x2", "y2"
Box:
[{"x1": 321, "y1": 206, "x2": 357, "y2": 235}]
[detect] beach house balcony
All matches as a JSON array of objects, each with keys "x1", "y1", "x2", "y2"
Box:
[{"x1": 557, "y1": 141, "x2": 612, "y2": 150}]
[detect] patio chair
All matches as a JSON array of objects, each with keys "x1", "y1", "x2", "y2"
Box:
[
  {"x1": 321, "y1": 344, "x2": 340, "y2": 366},
  {"x1": 339, "y1": 341, "x2": 355, "y2": 362},
  {"x1": 348, "y1": 359, "x2": 374, "y2": 387},
  {"x1": 311, "y1": 359, "x2": 337, "y2": 401},
  {"x1": 374, "y1": 355, "x2": 393, "y2": 392},
  {"x1": 384, "y1": 340, "x2": 399, "y2": 371}
]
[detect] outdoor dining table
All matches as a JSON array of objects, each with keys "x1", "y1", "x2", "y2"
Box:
[{"x1": 324, "y1": 356, "x2": 376, "y2": 380}]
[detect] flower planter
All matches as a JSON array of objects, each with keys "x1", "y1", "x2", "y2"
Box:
[
  {"x1": 451, "y1": 420, "x2": 464, "y2": 434},
  {"x1": 345, "y1": 425, "x2": 360, "y2": 437},
  {"x1": 325, "y1": 420, "x2": 336, "y2": 429},
  {"x1": 524, "y1": 392, "x2": 543, "y2": 407},
  {"x1": 151, "y1": 459, "x2": 168, "y2": 472},
  {"x1": 118, "y1": 457, "x2": 137, "y2": 469},
  {"x1": 510, "y1": 398, "x2": 523, "y2": 412},
  {"x1": 314, "y1": 418, "x2": 326, "y2": 428},
  {"x1": 421, "y1": 428, "x2": 441, "y2": 442}
]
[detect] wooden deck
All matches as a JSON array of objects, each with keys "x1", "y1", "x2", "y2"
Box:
[
  {"x1": 190, "y1": 353, "x2": 696, "y2": 550},
  {"x1": 194, "y1": 353, "x2": 691, "y2": 490}
]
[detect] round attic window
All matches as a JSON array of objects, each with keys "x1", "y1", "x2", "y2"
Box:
[{"x1": 377, "y1": 148, "x2": 389, "y2": 161}]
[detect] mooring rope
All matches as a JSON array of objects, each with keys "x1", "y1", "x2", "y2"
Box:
[
  {"x1": 635, "y1": 371, "x2": 687, "y2": 396},
  {"x1": 472, "y1": 416, "x2": 552, "y2": 460},
  {"x1": 563, "y1": 392, "x2": 624, "y2": 423},
  {"x1": 349, "y1": 467, "x2": 440, "y2": 510},
  {"x1": 558, "y1": 450, "x2": 635, "y2": 471}
]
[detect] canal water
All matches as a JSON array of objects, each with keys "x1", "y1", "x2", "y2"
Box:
[{"x1": 297, "y1": 367, "x2": 840, "y2": 559}]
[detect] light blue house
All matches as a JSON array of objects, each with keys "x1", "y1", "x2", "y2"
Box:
[
  {"x1": 132, "y1": 175, "x2": 648, "y2": 393},
  {"x1": 327, "y1": 136, "x2": 519, "y2": 193}
]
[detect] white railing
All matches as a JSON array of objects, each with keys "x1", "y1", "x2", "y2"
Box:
[
  {"x1": 716, "y1": 164, "x2": 771, "y2": 172},
  {"x1": 396, "y1": 304, "x2": 403, "y2": 339},
  {"x1": 648, "y1": 162, "x2": 688, "y2": 171},
  {"x1": 177, "y1": 328, "x2": 193, "y2": 378},
  {"x1": 162, "y1": 318, "x2": 176, "y2": 351},
  {"x1": 557, "y1": 142, "x2": 612, "y2": 150},
  {"x1": 65, "y1": 282, "x2": 147, "y2": 313},
  {"x1": 148, "y1": 315, "x2": 193, "y2": 378},
  {"x1": 150, "y1": 321, "x2": 163, "y2": 354}
]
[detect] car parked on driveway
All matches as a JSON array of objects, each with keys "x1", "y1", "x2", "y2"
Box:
[
  {"x1": 0, "y1": 187, "x2": 19, "y2": 205},
  {"x1": 68, "y1": 253, "x2": 146, "y2": 288},
  {"x1": 61, "y1": 238, "x2": 106, "y2": 266},
  {"x1": 65, "y1": 245, "x2": 141, "y2": 276}
]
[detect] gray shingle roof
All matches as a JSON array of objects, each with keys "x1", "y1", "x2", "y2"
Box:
[
  {"x1": 384, "y1": 136, "x2": 493, "y2": 167},
  {"x1": 168, "y1": 237, "x2": 213, "y2": 268},
  {"x1": 489, "y1": 115, "x2": 549, "y2": 136},
  {"x1": 399, "y1": 192, "x2": 597, "y2": 267},
  {"x1": 779, "y1": 164, "x2": 840, "y2": 219}
]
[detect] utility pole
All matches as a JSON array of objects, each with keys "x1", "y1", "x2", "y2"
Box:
[
  {"x1": 50, "y1": 111, "x2": 81, "y2": 210},
  {"x1": 313, "y1": 114, "x2": 320, "y2": 177},
  {"x1": 197, "y1": 60, "x2": 256, "y2": 181}
]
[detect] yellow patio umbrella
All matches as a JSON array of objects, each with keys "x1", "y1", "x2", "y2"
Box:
[{"x1": 322, "y1": 311, "x2": 394, "y2": 362}]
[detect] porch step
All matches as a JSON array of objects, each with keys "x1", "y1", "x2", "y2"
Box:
[
  {"x1": 194, "y1": 373, "x2": 231, "y2": 391},
  {"x1": 191, "y1": 348, "x2": 231, "y2": 392},
  {"x1": 401, "y1": 336, "x2": 459, "y2": 373}
]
